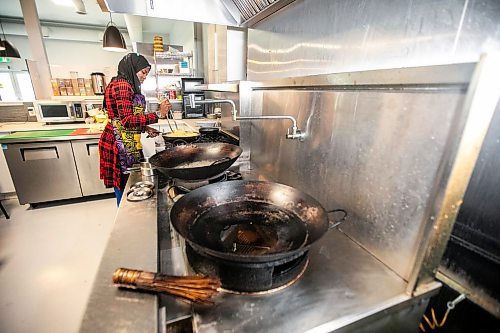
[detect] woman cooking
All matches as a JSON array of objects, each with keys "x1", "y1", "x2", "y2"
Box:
[{"x1": 99, "y1": 53, "x2": 171, "y2": 205}]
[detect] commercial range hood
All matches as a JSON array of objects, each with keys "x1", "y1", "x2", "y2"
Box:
[{"x1": 103, "y1": 0, "x2": 296, "y2": 27}]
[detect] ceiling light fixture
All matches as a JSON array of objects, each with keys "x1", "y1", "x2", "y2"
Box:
[
  {"x1": 102, "y1": 12, "x2": 127, "y2": 52},
  {"x1": 0, "y1": 20, "x2": 21, "y2": 58},
  {"x1": 52, "y1": 0, "x2": 86, "y2": 14},
  {"x1": 72, "y1": 0, "x2": 87, "y2": 15}
]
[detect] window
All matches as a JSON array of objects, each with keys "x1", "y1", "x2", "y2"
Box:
[
  {"x1": 16, "y1": 72, "x2": 35, "y2": 101},
  {"x1": 0, "y1": 73, "x2": 17, "y2": 101},
  {"x1": 0, "y1": 71, "x2": 36, "y2": 102}
]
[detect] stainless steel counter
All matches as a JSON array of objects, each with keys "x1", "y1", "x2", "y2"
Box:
[
  {"x1": 192, "y1": 231, "x2": 410, "y2": 332},
  {"x1": 79, "y1": 171, "x2": 159, "y2": 333},
  {"x1": 0, "y1": 122, "x2": 92, "y2": 132},
  {"x1": 158, "y1": 167, "x2": 440, "y2": 332},
  {"x1": 0, "y1": 134, "x2": 101, "y2": 144},
  {"x1": 80, "y1": 167, "x2": 439, "y2": 333}
]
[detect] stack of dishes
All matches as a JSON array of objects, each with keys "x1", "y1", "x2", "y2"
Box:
[{"x1": 127, "y1": 180, "x2": 155, "y2": 202}]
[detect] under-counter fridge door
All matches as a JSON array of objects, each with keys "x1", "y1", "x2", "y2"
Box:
[
  {"x1": 71, "y1": 139, "x2": 113, "y2": 196},
  {"x1": 3, "y1": 141, "x2": 83, "y2": 204}
]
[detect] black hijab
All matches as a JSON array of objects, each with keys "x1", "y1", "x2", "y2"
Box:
[{"x1": 115, "y1": 53, "x2": 151, "y2": 94}]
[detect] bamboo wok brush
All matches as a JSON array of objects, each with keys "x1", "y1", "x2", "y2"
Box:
[{"x1": 112, "y1": 268, "x2": 221, "y2": 304}]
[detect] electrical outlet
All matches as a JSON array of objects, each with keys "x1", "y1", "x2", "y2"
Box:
[{"x1": 28, "y1": 107, "x2": 36, "y2": 117}]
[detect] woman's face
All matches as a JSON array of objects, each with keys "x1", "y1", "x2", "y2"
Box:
[{"x1": 136, "y1": 67, "x2": 150, "y2": 84}]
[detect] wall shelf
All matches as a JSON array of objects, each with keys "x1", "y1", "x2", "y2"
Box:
[{"x1": 152, "y1": 50, "x2": 195, "y2": 99}]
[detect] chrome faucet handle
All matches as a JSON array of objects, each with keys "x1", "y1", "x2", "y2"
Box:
[{"x1": 286, "y1": 126, "x2": 306, "y2": 141}]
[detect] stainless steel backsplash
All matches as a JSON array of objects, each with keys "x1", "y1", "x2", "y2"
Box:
[
  {"x1": 243, "y1": 87, "x2": 465, "y2": 281},
  {"x1": 239, "y1": 0, "x2": 499, "y2": 283}
]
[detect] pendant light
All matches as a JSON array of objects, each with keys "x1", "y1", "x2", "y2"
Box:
[
  {"x1": 0, "y1": 20, "x2": 21, "y2": 58},
  {"x1": 102, "y1": 12, "x2": 127, "y2": 52}
]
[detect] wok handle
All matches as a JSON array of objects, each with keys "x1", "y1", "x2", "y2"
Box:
[
  {"x1": 211, "y1": 157, "x2": 231, "y2": 166},
  {"x1": 327, "y1": 209, "x2": 348, "y2": 229},
  {"x1": 166, "y1": 185, "x2": 191, "y2": 201}
]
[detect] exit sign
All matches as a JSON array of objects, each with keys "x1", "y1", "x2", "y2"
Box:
[{"x1": 0, "y1": 57, "x2": 12, "y2": 63}]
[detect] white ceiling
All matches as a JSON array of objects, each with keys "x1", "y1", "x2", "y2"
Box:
[{"x1": 0, "y1": 0, "x2": 175, "y2": 34}]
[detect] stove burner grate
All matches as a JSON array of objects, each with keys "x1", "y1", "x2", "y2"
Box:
[{"x1": 186, "y1": 244, "x2": 309, "y2": 293}]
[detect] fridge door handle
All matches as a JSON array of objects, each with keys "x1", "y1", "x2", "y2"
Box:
[{"x1": 21, "y1": 146, "x2": 59, "y2": 161}]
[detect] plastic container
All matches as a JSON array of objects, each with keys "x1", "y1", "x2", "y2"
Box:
[{"x1": 173, "y1": 111, "x2": 183, "y2": 120}]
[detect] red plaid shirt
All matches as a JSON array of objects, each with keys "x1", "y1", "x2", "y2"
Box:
[{"x1": 98, "y1": 78, "x2": 158, "y2": 189}]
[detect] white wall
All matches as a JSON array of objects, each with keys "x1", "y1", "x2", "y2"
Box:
[
  {"x1": 45, "y1": 39, "x2": 124, "y2": 79},
  {"x1": 1, "y1": 19, "x2": 196, "y2": 91},
  {"x1": 142, "y1": 19, "x2": 194, "y2": 53}
]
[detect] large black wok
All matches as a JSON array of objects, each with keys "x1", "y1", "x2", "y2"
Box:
[
  {"x1": 149, "y1": 143, "x2": 242, "y2": 180},
  {"x1": 170, "y1": 180, "x2": 346, "y2": 264}
]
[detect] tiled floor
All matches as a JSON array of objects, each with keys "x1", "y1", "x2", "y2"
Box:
[{"x1": 0, "y1": 194, "x2": 117, "y2": 333}]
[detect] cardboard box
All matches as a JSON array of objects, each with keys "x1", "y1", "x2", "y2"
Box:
[
  {"x1": 51, "y1": 79, "x2": 60, "y2": 96},
  {"x1": 71, "y1": 79, "x2": 80, "y2": 96}
]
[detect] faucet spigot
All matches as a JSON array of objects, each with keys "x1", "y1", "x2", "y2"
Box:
[{"x1": 286, "y1": 126, "x2": 306, "y2": 141}]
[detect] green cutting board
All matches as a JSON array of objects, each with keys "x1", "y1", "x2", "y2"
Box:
[{"x1": 0, "y1": 129, "x2": 76, "y2": 140}]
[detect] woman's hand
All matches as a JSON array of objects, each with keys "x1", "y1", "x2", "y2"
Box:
[{"x1": 159, "y1": 99, "x2": 172, "y2": 118}]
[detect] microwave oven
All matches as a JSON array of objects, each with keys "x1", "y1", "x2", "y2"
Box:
[{"x1": 34, "y1": 100, "x2": 85, "y2": 123}]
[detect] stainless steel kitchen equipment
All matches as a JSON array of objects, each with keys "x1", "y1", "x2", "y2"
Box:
[
  {"x1": 148, "y1": 142, "x2": 242, "y2": 180},
  {"x1": 190, "y1": 93, "x2": 306, "y2": 140},
  {"x1": 3, "y1": 140, "x2": 82, "y2": 204},
  {"x1": 80, "y1": 55, "x2": 500, "y2": 333},
  {"x1": 169, "y1": 179, "x2": 347, "y2": 292},
  {"x1": 197, "y1": 83, "x2": 242, "y2": 138},
  {"x1": 71, "y1": 139, "x2": 111, "y2": 196},
  {"x1": 1, "y1": 134, "x2": 113, "y2": 205},
  {"x1": 182, "y1": 78, "x2": 205, "y2": 118},
  {"x1": 91, "y1": 72, "x2": 106, "y2": 95},
  {"x1": 104, "y1": 0, "x2": 298, "y2": 27}
]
